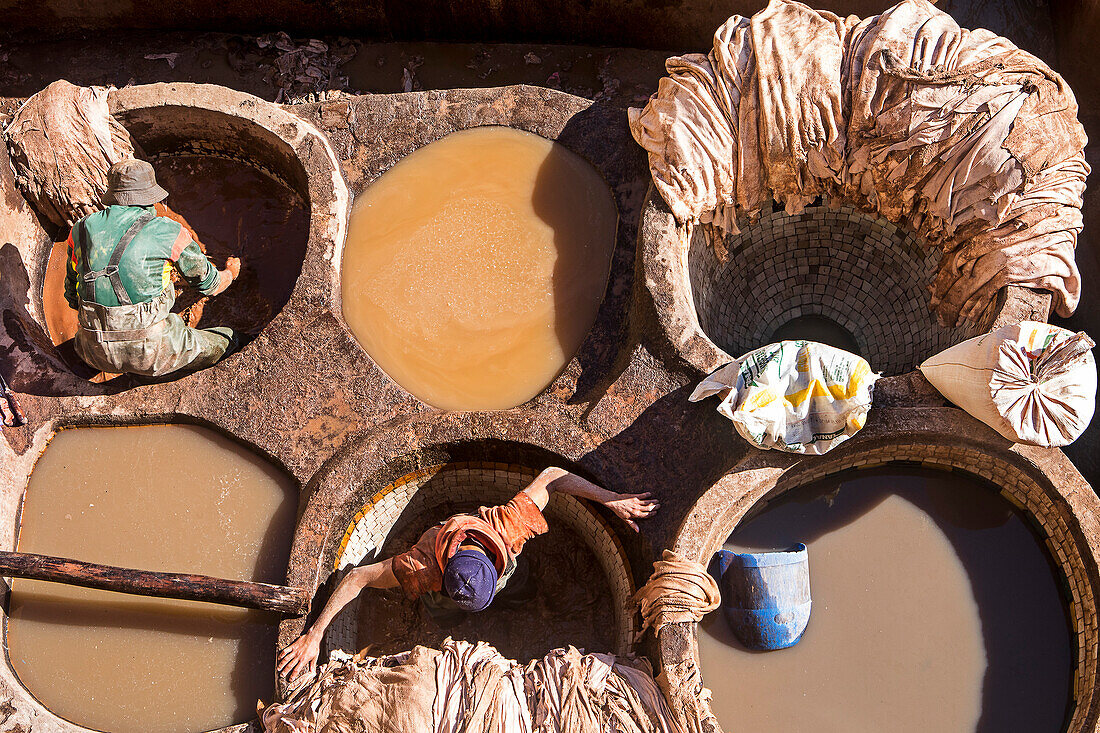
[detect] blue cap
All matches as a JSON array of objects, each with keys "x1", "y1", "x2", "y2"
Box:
[{"x1": 443, "y1": 549, "x2": 498, "y2": 612}]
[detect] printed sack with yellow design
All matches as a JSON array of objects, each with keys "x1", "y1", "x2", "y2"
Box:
[{"x1": 689, "y1": 341, "x2": 879, "y2": 455}]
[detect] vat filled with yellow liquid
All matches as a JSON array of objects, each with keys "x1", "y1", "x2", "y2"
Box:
[
  {"x1": 341, "y1": 126, "x2": 618, "y2": 411},
  {"x1": 7, "y1": 425, "x2": 297, "y2": 733},
  {"x1": 698, "y1": 468, "x2": 1072, "y2": 732}
]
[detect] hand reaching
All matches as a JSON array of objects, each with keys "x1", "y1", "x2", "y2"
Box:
[
  {"x1": 225, "y1": 256, "x2": 242, "y2": 280},
  {"x1": 277, "y1": 632, "x2": 320, "y2": 683},
  {"x1": 605, "y1": 492, "x2": 660, "y2": 532}
]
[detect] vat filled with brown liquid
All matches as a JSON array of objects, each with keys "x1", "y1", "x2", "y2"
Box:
[
  {"x1": 341, "y1": 126, "x2": 618, "y2": 411},
  {"x1": 6, "y1": 425, "x2": 297, "y2": 733},
  {"x1": 698, "y1": 468, "x2": 1071, "y2": 733}
]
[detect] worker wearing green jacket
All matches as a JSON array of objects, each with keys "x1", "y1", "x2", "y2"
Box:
[{"x1": 64, "y1": 159, "x2": 242, "y2": 376}]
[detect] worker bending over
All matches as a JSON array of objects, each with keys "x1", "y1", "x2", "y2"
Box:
[
  {"x1": 278, "y1": 467, "x2": 659, "y2": 682},
  {"x1": 64, "y1": 159, "x2": 242, "y2": 376}
]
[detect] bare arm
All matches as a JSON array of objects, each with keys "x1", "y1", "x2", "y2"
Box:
[
  {"x1": 277, "y1": 558, "x2": 397, "y2": 682},
  {"x1": 207, "y1": 257, "x2": 241, "y2": 297},
  {"x1": 522, "y1": 467, "x2": 660, "y2": 531}
]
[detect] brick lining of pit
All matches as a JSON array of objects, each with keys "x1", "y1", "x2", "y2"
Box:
[
  {"x1": 322, "y1": 461, "x2": 637, "y2": 660},
  {"x1": 639, "y1": 189, "x2": 1032, "y2": 378},
  {"x1": 662, "y1": 426, "x2": 1100, "y2": 733},
  {"x1": 688, "y1": 204, "x2": 986, "y2": 375}
]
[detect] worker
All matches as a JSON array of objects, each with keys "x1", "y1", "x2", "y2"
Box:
[
  {"x1": 278, "y1": 467, "x2": 660, "y2": 682},
  {"x1": 64, "y1": 159, "x2": 242, "y2": 376}
]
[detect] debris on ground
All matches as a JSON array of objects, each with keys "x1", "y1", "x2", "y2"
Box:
[{"x1": 227, "y1": 32, "x2": 359, "y2": 103}]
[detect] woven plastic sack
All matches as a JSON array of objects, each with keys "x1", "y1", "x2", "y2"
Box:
[
  {"x1": 689, "y1": 341, "x2": 878, "y2": 455},
  {"x1": 920, "y1": 322, "x2": 1096, "y2": 447}
]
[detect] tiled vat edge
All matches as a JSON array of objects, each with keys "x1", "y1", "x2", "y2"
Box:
[
  {"x1": 661, "y1": 408, "x2": 1100, "y2": 733},
  {"x1": 278, "y1": 409, "x2": 644, "y2": 687}
]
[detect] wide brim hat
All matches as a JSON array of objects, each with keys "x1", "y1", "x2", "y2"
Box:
[{"x1": 102, "y1": 159, "x2": 169, "y2": 206}]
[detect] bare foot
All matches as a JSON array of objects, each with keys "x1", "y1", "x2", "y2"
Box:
[{"x1": 184, "y1": 297, "x2": 209, "y2": 329}]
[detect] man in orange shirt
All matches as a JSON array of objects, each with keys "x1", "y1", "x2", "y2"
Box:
[{"x1": 278, "y1": 467, "x2": 658, "y2": 682}]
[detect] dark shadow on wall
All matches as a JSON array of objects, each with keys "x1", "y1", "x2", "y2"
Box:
[
  {"x1": 532, "y1": 100, "x2": 642, "y2": 408},
  {"x1": 0, "y1": 243, "x2": 123, "y2": 397}
]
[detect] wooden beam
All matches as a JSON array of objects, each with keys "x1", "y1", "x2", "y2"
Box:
[{"x1": 0, "y1": 550, "x2": 309, "y2": 615}]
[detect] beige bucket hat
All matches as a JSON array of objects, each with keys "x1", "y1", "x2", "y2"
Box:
[{"x1": 102, "y1": 159, "x2": 169, "y2": 206}]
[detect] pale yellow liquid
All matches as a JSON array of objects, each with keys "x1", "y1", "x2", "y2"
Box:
[
  {"x1": 698, "y1": 470, "x2": 1071, "y2": 733},
  {"x1": 341, "y1": 126, "x2": 618, "y2": 411},
  {"x1": 7, "y1": 425, "x2": 298, "y2": 733}
]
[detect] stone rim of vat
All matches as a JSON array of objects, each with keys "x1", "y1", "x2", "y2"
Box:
[
  {"x1": 302, "y1": 85, "x2": 632, "y2": 413},
  {"x1": 106, "y1": 82, "x2": 352, "y2": 376},
  {"x1": 637, "y1": 186, "x2": 1052, "y2": 378},
  {"x1": 657, "y1": 409, "x2": 1100, "y2": 733},
  {"x1": 0, "y1": 417, "x2": 295, "y2": 733},
  {"x1": 4, "y1": 81, "x2": 349, "y2": 394},
  {"x1": 278, "y1": 411, "x2": 646, "y2": 697}
]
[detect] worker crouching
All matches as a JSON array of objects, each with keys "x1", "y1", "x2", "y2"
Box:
[{"x1": 64, "y1": 159, "x2": 243, "y2": 376}]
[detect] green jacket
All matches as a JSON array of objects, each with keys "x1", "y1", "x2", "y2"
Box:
[{"x1": 65, "y1": 205, "x2": 221, "y2": 309}]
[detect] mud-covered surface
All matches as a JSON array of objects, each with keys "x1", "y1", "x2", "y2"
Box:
[
  {"x1": 0, "y1": 10, "x2": 1097, "y2": 733},
  {"x1": 153, "y1": 154, "x2": 310, "y2": 336},
  {"x1": 356, "y1": 522, "x2": 616, "y2": 662}
]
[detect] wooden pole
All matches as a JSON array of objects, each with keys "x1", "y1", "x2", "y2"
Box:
[{"x1": 0, "y1": 550, "x2": 309, "y2": 615}]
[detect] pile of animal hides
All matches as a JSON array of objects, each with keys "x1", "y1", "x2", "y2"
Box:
[
  {"x1": 4, "y1": 80, "x2": 136, "y2": 228},
  {"x1": 629, "y1": 0, "x2": 1089, "y2": 327},
  {"x1": 262, "y1": 639, "x2": 683, "y2": 733}
]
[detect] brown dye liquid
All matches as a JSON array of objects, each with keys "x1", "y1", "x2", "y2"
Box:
[
  {"x1": 7, "y1": 425, "x2": 297, "y2": 733},
  {"x1": 698, "y1": 468, "x2": 1071, "y2": 733},
  {"x1": 356, "y1": 501, "x2": 615, "y2": 662},
  {"x1": 41, "y1": 154, "x2": 309, "y2": 371},
  {"x1": 341, "y1": 126, "x2": 618, "y2": 411}
]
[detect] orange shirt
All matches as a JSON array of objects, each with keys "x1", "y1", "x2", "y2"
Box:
[{"x1": 391, "y1": 491, "x2": 548, "y2": 599}]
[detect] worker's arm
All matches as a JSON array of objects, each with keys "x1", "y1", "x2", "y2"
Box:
[
  {"x1": 522, "y1": 467, "x2": 660, "y2": 532},
  {"x1": 170, "y1": 224, "x2": 242, "y2": 297},
  {"x1": 206, "y1": 257, "x2": 241, "y2": 296},
  {"x1": 277, "y1": 558, "x2": 398, "y2": 682}
]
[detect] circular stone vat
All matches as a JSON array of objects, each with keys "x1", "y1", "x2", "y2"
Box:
[
  {"x1": 322, "y1": 461, "x2": 636, "y2": 660},
  {"x1": 640, "y1": 192, "x2": 1044, "y2": 376},
  {"x1": 340, "y1": 125, "x2": 618, "y2": 411},
  {"x1": 3, "y1": 423, "x2": 298, "y2": 733},
  {"x1": 663, "y1": 434, "x2": 1100, "y2": 733},
  {"x1": 699, "y1": 467, "x2": 1070, "y2": 731},
  {"x1": 26, "y1": 83, "x2": 346, "y2": 391}
]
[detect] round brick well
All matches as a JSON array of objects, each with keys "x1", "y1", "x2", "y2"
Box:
[
  {"x1": 639, "y1": 191, "x2": 1050, "y2": 377},
  {"x1": 321, "y1": 461, "x2": 638, "y2": 662},
  {"x1": 688, "y1": 204, "x2": 986, "y2": 375}
]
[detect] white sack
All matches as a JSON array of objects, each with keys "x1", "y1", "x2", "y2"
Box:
[
  {"x1": 920, "y1": 321, "x2": 1097, "y2": 447},
  {"x1": 689, "y1": 341, "x2": 878, "y2": 454}
]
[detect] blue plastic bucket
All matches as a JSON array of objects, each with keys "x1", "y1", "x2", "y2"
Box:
[{"x1": 714, "y1": 543, "x2": 811, "y2": 651}]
